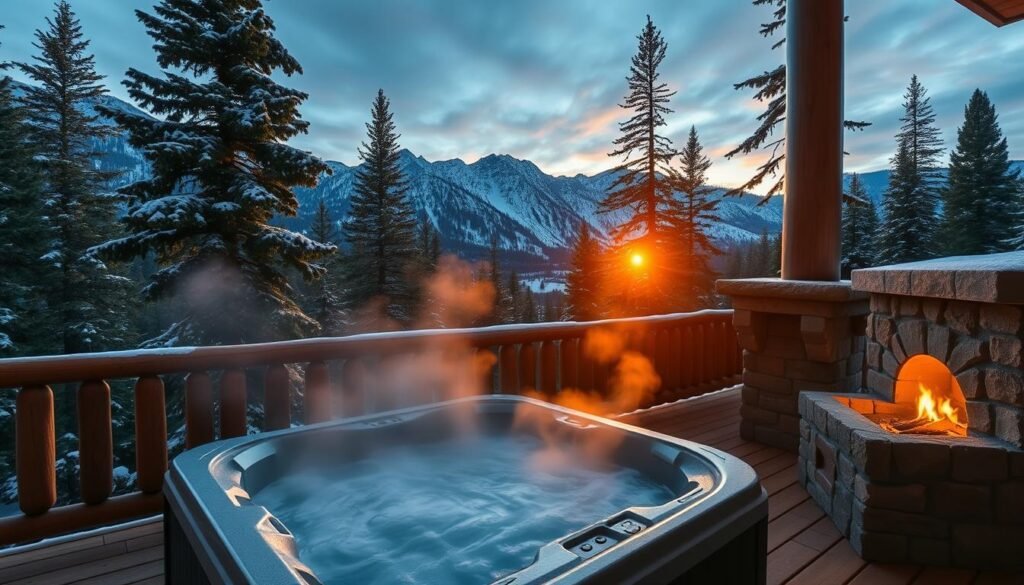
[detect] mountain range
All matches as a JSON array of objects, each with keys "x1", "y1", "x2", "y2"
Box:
[{"x1": 18, "y1": 81, "x2": 1017, "y2": 270}]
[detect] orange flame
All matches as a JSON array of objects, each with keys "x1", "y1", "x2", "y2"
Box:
[{"x1": 914, "y1": 383, "x2": 962, "y2": 427}]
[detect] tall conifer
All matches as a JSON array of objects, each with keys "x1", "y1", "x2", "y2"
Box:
[
  {"x1": 940, "y1": 90, "x2": 1021, "y2": 254},
  {"x1": 308, "y1": 200, "x2": 345, "y2": 335},
  {"x1": 602, "y1": 16, "x2": 682, "y2": 315},
  {"x1": 672, "y1": 126, "x2": 721, "y2": 309},
  {"x1": 566, "y1": 222, "x2": 603, "y2": 321},
  {"x1": 879, "y1": 75, "x2": 944, "y2": 264},
  {"x1": 343, "y1": 90, "x2": 419, "y2": 325},
  {"x1": 94, "y1": 0, "x2": 332, "y2": 346},
  {"x1": 0, "y1": 29, "x2": 50, "y2": 356},
  {"x1": 18, "y1": 2, "x2": 133, "y2": 353},
  {"x1": 841, "y1": 174, "x2": 878, "y2": 277}
]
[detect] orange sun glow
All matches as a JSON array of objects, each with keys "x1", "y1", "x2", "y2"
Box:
[{"x1": 630, "y1": 253, "x2": 645, "y2": 267}]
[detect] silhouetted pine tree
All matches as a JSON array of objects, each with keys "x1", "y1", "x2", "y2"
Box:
[
  {"x1": 0, "y1": 31, "x2": 50, "y2": 357},
  {"x1": 506, "y1": 272, "x2": 522, "y2": 323},
  {"x1": 417, "y1": 219, "x2": 441, "y2": 272},
  {"x1": 94, "y1": 0, "x2": 331, "y2": 346},
  {"x1": 672, "y1": 126, "x2": 721, "y2": 309},
  {"x1": 18, "y1": 2, "x2": 134, "y2": 354},
  {"x1": 601, "y1": 15, "x2": 684, "y2": 315},
  {"x1": 566, "y1": 222, "x2": 603, "y2": 321},
  {"x1": 879, "y1": 75, "x2": 944, "y2": 264},
  {"x1": 308, "y1": 200, "x2": 346, "y2": 335},
  {"x1": 521, "y1": 289, "x2": 537, "y2": 324},
  {"x1": 841, "y1": 174, "x2": 879, "y2": 278},
  {"x1": 727, "y1": 0, "x2": 869, "y2": 197},
  {"x1": 343, "y1": 90, "x2": 419, "y2": 325},
  {"x1": 940, "y1": 90, "x2": 1021, "y2": 254}
]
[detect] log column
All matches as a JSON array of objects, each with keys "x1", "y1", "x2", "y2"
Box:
[{"x1": 782, "y1": 0, "x2": 844, "y2": 281}]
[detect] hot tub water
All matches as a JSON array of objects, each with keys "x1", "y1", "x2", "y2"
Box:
[{"x1": 253, "y1": 434, "x2": 673, "y2": 584}]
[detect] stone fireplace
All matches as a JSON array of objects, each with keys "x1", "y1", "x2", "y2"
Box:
[{"x1": 797, "y1": 252, "x2": 1024, "y2": 570}]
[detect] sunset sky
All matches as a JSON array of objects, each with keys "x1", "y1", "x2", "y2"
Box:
[{"x1": 2, "y1": 0, "x2": 1022, "y2": 192}]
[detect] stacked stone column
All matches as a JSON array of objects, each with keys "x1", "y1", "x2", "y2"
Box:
[{"x1": 717, "y1": 278, "x2": 869, "y2": 451}]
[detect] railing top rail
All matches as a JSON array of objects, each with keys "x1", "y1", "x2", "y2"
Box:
[{"x1": 0, "y1": 310, "x2": 733, "y2": 388}]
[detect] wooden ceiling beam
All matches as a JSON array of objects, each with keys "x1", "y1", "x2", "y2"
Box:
[{"x1": 956, "y1": 0, "x2": 1024, "y2": 27}]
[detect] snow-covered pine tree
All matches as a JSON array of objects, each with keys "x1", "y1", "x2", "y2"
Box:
[
  {"x1": 840, "y1": 174, "x2": 879, "y2": 278},
  {"x1": 93, "y1": 0, "x2": 332, "y2": 346},
  {"x1": 879, "y1": 75, "x2": 944, "y2": 264},
  {"x1": 940, "y1": 89, "x2": 1022, "y2": 254},
  {"x1": 308, "y1": 199, "x2": 346, "y2": 335},
  {"x1": 17, "y1": 1, "x2": 135, "y2": 354},
  {"x1": 566, "y1": 222, "x2": 603, "y2": 321},
  {"x1": 601, "y1": 15, "x2": 684, "y2": 316},
  {"x1": 727, "y1": 0, "x2": 869, "y2": 197},
  {"x1": 671, "y1": 126, "x2": 721, "y2": 310},
  {"x1": 343, "y1": 89, "x2": 419, "y2": 326},
  {"x1": 0, "y1": 30, "x2": 51, "y2": 357}
]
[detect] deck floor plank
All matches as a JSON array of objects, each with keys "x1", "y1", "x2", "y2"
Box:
[{"x1": 2, "y1": 386, "x2": 1021, "y2": 584}]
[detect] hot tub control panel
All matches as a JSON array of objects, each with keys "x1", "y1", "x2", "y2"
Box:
[{"x1": 563, "y1": 512, "x2": 651, "y2": 560}]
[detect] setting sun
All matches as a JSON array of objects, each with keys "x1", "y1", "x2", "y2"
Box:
[{"x1": 630, "y1": 252, "x2": 645, "y2": 267}]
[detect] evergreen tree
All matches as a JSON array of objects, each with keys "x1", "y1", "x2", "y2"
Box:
[
  {"x1": 521, "y1": 289, "x2": 537, "y2": 324},
  {"x1": 841, "y1": 174, "x2": 879, "y2": 278},
  {"x1": 566, "y1": 222, "x2": 603, "y2": 321},
  {"x1": 601, "y1": 15, "x2": 684, "y2": 315},
  {"x1": 18, "y1": 1, "x2": 134, "y2": 353},
  {"x1": 343, "y1": 89, "x2": 419, "y2": 324},
  {"x1": 483, "y1": 234, "x2": 508, "y2": 325},
  {"x1": 940, "y1": 90, "x2": 1021, "y2": 254},
  {"x1": 308, "y1": 199, "x2": 345, "y2": 335},
  {"x1": 417, "y1": 218, "x2": 441, "y2": 272},
  {"x1": 93, "y1": 0, "x2": 332, "y2": 346},
  {"x1": 879, "y1": 75, "x2": 944, "y2": 264},
  {"x1": 727, "y1": 0, "x2": 869, "y2": 197},
  {"x1": 672, "y1": 126, "x2": 721, "y2": 309},
  {"x1": 506, "y1": 271, "x2": 522, "y2": 323},
  {"x1": 0, "y1": 29, "x2": 51, "y2": 356}
]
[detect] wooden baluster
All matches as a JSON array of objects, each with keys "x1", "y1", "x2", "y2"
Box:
[
  {"x1": 304, "y1": 362, "x2": 331, "y2": 424},
  {"x1": 717, "y1": 322, "x2": 729, "y2": 379},
  {"x1": 475, "y1": 348, "x2": 498, "y2": 398},
  {"x1": 668, "y1": 327, "x2": 683, "y2": 393},
  {"x1": 519, "y1": 342, "x2": 537, "y2": 393},
  {"x1": 694, "y1": 324, "x2": 706, "y2": 386},
  {"x1": 16, "y1": 385, "x2": 56, "y2": 516},
  {"x1": 185, "y1": 372, "x2": 214, "y2": 448},
  {"x1": 220, "y1": 369, "x2": 247, "y2": 438},
  {"x1": 655, "y1": 329, "x2": 671, "y2": 397},
  {"x1": 540, "y1": 340, "x2": 558, "y2": 393},
  {"x1": 499, "y1": 344, "x2": 518, "y2": 395},
  {"x1": 77, "y1": 380, "x2": 112, "y2": 505},
  {"x1": 579, "y1": 343, "x2": 595, "y2": 391},
  {"x1": 135, "y1": 376, "x2": 167, "y2": 494},
  {"x1": 682, "y1": 326, "x2": 695, "y2": 390},
  {"x1": 341, "y1": 359, "x2": 365, "y2": 417},
  {"x1": 264, "y1": 364, "x2": 290, "y2": 431},
  {"x1": 560, "y1": 338, "x2": 579, "y2": 390}
]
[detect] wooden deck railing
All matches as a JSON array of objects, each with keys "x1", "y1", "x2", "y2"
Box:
[{"x1": 0, "y1": 310, "x2": 740, "y2": 546}]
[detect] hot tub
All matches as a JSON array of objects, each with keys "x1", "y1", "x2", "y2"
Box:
[{"x1": 164, "y1": 395, "x2": 767, "y2": 584}]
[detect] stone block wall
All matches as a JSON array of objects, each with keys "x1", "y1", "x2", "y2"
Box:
[
  {"x1": 798, "y1": 392, "x2": 1024, "y2": 570},
  {"x1": 864, "y1": 294, "x2": 1024, "y2": 448}
]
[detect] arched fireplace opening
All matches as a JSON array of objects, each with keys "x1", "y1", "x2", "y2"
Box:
[{"x1": 882, "y1": 354, "x2": 968, "y2": 437}]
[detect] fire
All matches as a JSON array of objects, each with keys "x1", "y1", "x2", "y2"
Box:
[{"x1": 914, "y1": 383, "x2": 962, "y2": 427}]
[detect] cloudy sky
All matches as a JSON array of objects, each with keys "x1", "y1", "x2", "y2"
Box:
[{"x1": 2, "y1": 0, "x2": 1022, "y2": 192}]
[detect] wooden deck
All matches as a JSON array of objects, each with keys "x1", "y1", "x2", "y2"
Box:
[{"x1": 2, "y1": 386, "x2": 1023, "y2": 584}]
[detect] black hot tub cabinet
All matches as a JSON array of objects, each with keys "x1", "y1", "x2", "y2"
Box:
[{"x1": 164, "y1": 396, "x2": 767, "y2": 584}]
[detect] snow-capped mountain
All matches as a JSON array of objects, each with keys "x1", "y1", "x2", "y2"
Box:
[
  {"x1": 844, "y1": 162, "x2": 1024, "y2": 207},
  {"x1": 25, "y1": 83, "x2": 785, "y2": 268}
]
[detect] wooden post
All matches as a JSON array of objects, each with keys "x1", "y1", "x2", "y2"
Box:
[
  {"x1": 499, "y1": 344, "x2": 518, "y2": 395},
  {"x1": 16, "y1": 385, "x2": 56, "y2": 516},
  {"x1": 782, "y1": 0, "x2": 844, "y2": 281},
  {"x1": 134, "y1": 376, "x2": 167, "y2": 494},
  {"x1": 264, "y1": 364, "x2": 290, "y2": 430},
  {"x1": 220, "y1": 369, "x2": 247, "y2": 438},
  {"x1": 77, "y1": 380, "x2": 112, "y2": 505},
  {"x1": 185, "y1": 372, "x2": 214, "y2": 448}
]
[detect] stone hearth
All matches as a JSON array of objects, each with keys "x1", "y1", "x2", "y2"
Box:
[{"x1": 794, "y1": 252, "x2": 1024, "y2": 570}]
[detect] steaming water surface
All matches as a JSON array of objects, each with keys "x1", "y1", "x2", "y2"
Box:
[{"x1": 253, "y1": 434, "x2": 673, "y2": 584}]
